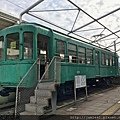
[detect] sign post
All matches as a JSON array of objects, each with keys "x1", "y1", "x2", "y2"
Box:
[{"x1": 74, "y1": 75, "x2": 87, "y2": 102}]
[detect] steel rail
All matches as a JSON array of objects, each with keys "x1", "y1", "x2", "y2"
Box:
[
  {"x1": 29, "y1": 8, "x2": 78, "y2": 12},
  {"x1": 19, "y1": 0, "x2": 44, "y2": 23}
]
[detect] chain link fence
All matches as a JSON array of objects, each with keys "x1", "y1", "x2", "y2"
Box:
[{"x1": 15, "y1": 59, "x2": 38, "y2": 115}]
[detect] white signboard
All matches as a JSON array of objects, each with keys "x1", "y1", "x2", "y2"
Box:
[{"x1": 75, "y1": 75, "x2": 86, "y2": 88}]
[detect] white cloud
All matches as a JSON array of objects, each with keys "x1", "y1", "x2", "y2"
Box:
[{"x1": 1, "y1": 0, "x2": 120, "y2": 53}]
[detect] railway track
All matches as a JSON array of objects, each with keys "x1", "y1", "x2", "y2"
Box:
[{"x1": 0, "y1": 102, "x2": 14, "y2": 115}]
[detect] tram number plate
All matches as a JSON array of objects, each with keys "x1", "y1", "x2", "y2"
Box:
[{"x1": 75, "y1": 75, "x2": 86, "y2": 88}]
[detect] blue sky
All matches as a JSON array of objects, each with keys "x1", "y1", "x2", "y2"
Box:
[{"x1": 1, "y1": 0, "x2": 120, "y2": 53}]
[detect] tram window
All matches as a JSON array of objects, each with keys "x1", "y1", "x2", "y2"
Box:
[
  {"x1": 24, "y1": 32, "x2": 33, "y2": 59},
  {"x1": 95, "y1": 51, "x2": 99, "y2": 64},
  {"x1": 110, "y1": 56, "x2": 112, "y2": 66},
  {"x1": 112, "y1": 56, "x2": 115, "y2": 66},
  {"x1": 78, "y1": 47, "x2": 85, "y2": 64},
  {"x1": 0, "y1": 36, "x2": 3, "y2": 60},
  {"x1": 106, "y1": 54, "x2": 109, "y2": 66},
  {"x1": 86, "y1": 49, "x2": 93, "y2": 64},
  {"x1": 7, "y1": 33, "x2": 19, "y2": 60},
  {"x1": 68, "y1": 44, "x2": 77, "y2": 63},
  {"x1": 37, "y1": 34, "x2": 48, "y2": 65},
  {"x1": 116, "y1": 57, "x2": 118, "y2": 66},
  {"x1": 56, "y1": 40, "x2": 65, "y2": 60},
  {"x1": 101, "y1": 53, "x2": 105, "y2": 65}
]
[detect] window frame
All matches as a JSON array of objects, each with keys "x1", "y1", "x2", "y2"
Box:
[
  {"x1": 78, "y1": 46, "x2": 85, "y2": 64},
  {"x1": 101, "y1": 52, "x2": 106, "y2": 65},
  {"x1": 112, "y1": 56, "x2": 115, "y2": 66},
  {"x1": 67, "y1": 43, "x2": 77, "y2": 63},
  {"x1": 95, "y1": 51, "x2": 99, "y2": 65},
  {"x1": 56, "y1": 39, "x2": 66, "y2": 61},
  {"x1": 37, "y1": 33, "x2": 49, "y2": 64},
  {"x1": 109, "y1": 55, "x2": 112, "y2": 66},
  {"x1": 86, "y1": 48, "x2": 93, "y2": 64},
  {"x1": 105, "y1": 54, "x2": 109, "y2": 66},
  {"x1": 6, "y1": 32, "x2": 20, "y2": 60},
  {"x1": 0, "y1": 36, "x2": 4, "y2": 61},
  {"x1": 23, "y1": 32, "x2": 34, "y2": 60}
]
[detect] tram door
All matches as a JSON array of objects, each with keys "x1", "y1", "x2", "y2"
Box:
[
  {"x1": 37, "y1": 34, "x2": 49, "y2": 79},
  {"x1": 95, "y1": 51, "x2": 100, "y2": 77}
]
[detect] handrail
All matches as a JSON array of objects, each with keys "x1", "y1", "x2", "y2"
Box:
[
  {"x1": 15, "y1": 56, "x2": 61, "y2": 115},
  {"x1": 15, "y1": 58, "x2": 39, "y2": 115},
  {"x1": 35, "y1": 56, "x2": 60, "y2": 115},
  {"x1": 18, "y1": 59, "x2": 39, "y2": 87},
  {"x1": 35, "y1": 56, "x2": 56, "y2": 90},
  {"x1": 39, "y1": 56, "x2": 56, "y2": 81}
]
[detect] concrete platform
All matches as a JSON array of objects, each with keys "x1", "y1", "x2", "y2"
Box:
[{"x1": 55, "y1": 87, "x2": 120, "y2": 115}]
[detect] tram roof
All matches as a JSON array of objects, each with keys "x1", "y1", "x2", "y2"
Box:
[{"x1": 0, "y1": 22, "x2": 116, "y2": 55}]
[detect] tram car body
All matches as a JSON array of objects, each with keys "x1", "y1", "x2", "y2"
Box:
[{"x1": 0, "y1": 23, "x2": 119, "y2": 90}]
